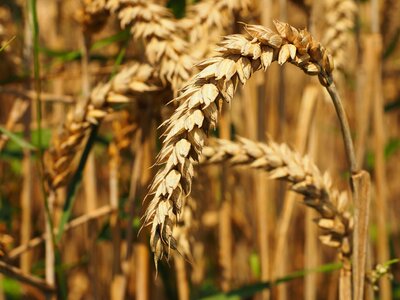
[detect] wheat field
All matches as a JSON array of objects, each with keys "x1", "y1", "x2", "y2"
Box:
[{"x1": 0, "y1": 0, "x2": 399, "y2": 299}]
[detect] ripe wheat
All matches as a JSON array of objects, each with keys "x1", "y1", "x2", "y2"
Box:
[
  {"x1": 107, "y1": 0, "x2": 194, "y2": 91},
  {"x1": 179, "y1": 0, "x2": 256, "y2": 45},
  {"x1": 143, "y1": 20, "x2": 335, "y2": 266},
  {"x1": 201, "y1": 137, "x2": 352, "y2": 264},
  {"x1": 46, "y1": 62, "x2": 159, "y2": 190}
]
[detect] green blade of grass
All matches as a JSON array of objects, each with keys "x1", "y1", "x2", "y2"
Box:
[
  {"x1": 39, "y1": 29, "x2": 130, "y2": 62},
  {"x1": 200, "y1": 263, "x2": 342, "y2": 300},
  {"x1": 91, "y1": 29, "x2": 130, "y2": 51},
  {"x1": 0, "y1": 126, "x2": 36, "y2": 150}
]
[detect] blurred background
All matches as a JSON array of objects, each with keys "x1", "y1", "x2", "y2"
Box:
[{"x1": 0, "y1": 0, "x2": 399, "y2": 299}]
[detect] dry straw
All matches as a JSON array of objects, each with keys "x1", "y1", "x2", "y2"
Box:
[
  {"x1": 201, "y1": 137, "x2": 353, "y2": 264},
  {"x1": 143, "y1": 20, "x2": 336, "y2": 266}
]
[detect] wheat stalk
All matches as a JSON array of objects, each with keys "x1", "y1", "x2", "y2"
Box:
[
  {"x1": 322, "y1": 0, "x2": 357, "y2": 71},
  {"x1": 45, "y1": 62, "x2": 159, "y2": 190},
  {"x1": 201, "y1": 137, "x2": 353, "y2": 263},
  {"x1": 143, "y1": 20, "x2": 336, "y2": 266}
]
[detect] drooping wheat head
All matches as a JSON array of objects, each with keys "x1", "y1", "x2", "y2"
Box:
[
  {"x1": 201, "y1": 137, "x2": 353, "y2": 264},
  {"x1": 143, "y1": 20, "x2": 335, "y2": 266}
]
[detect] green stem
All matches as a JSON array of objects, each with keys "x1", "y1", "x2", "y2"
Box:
[{"x1": 28, "y1": 0, "x2": 57, "y2": 289}]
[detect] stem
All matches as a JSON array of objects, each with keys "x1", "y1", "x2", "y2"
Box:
[
  {"x1": 324, "y1": 78, "x2": 371, "y2": 300},
  {"x1": 28, "y1": 0, "x2": 57, "y2": 289},
  {"x1": 324, "y1": 82, "x2": 358, "y2": 174},
  {"x1": 351, "y1": 171, "x2": 371, "y2": 300}
]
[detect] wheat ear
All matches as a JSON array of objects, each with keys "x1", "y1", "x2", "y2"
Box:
[
  {"x1": 322, "y1": 0, "x2": 357, "y2": 70},
  {"x1": 106, "y1": 0, "x2": 195, "y2": 91},
  {"x1": 144, "y1": 20, "x2": 335, "y2": 266},
  {"x1": 179, "y1": 0, "x2": 256, "y2": 45},
  {"x1": 201, "y1": 137, "x2": 353, "y2": 264},
  {"x1": 46, "y1": 62, "x2": 159, "y2": 190}
]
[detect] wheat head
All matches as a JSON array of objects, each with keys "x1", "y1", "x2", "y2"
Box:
[
  {"x1": 46, "y1": 62, "x2": 159, "y2": 190},
  {"x1": 143, "y1": 20, "x2": 335, "y2": 266},
  {"x1": 106, "y1": 0, "x2": 195, "y2": 91},
  {"x1": 201, "y1": 137, "x2": 353, "y2": 264},
  {"x1": 179, "y1": 0, "x2": 256, "y2": 45}
]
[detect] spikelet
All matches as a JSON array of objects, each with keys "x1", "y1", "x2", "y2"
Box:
[
  {"x1": 201, "y1": 137, "x2": 353, "y2": 263},
  {"x1": 173, "y1": 197, "x2": 196, "y2": 260},
  {"x1": 143, "y1": 21, "x2": 335, "y2": 266}
]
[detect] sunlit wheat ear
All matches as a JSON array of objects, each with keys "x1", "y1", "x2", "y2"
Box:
[
  {"x1": 201, "y1": 137, "x2": 353, "y2": 264},
  {"x1": 322, "y1": 0, "x2": 356, "y2": 71},
  {"x1": 46, "y1": 62, "x2": 159, "y2": 191},
  {"x1": 143, "y1": 20, "x2": 336, "y2": 267},
  {"x1": 179, "y1": 0, "x2": 256, "y2": 45},
  {"x1": 178, "y1": 0, "x2": 258, "y2": 65},
  {"x1": 106, "y1": 0, "x2": 194, "y2": 92}
]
